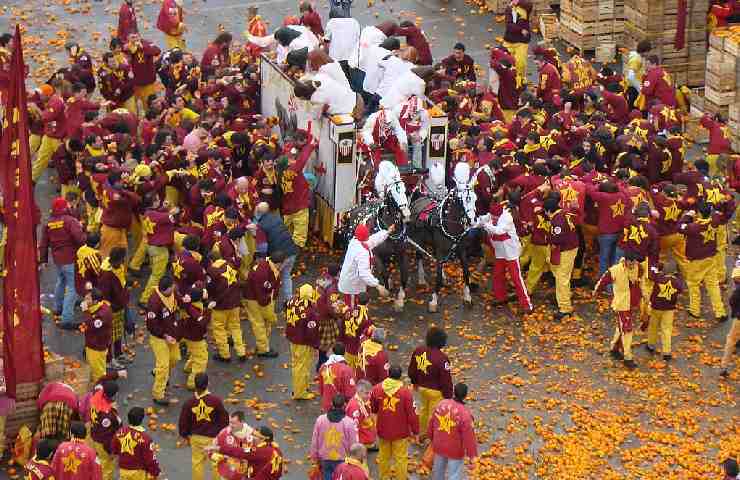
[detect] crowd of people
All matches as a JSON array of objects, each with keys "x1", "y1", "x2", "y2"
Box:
[{"x1": 0, "y1": 0, "x2": 739, "y2": 477}]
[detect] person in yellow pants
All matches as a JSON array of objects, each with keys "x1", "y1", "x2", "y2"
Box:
[
  {"x1": 546, "y1": 198, "x2": 580, "y2": 320},
  {"x1": 525, "y1": 243, "x2": 550, "y2": 292},
  {"x1": 128, "y1": 214, "x2": 147, "y2": 272},
  {"x1": 180, "y1": 288, "x2": 209, "y2": 390},
  {"x1": 179, "y1": 374, "x2": 228, "y2": 480},
  {"x1": 139, "y1": 199, "x2": 178, "y2": 305},
  {"x1": 30, "y1": 84, "x2": 66, "y2": 182},
  {"x1": 502, "y1": 0, "x2": 533, "y2": 88},
  {"x1": 658, "y1": 232, "x2": 688, "y2": 276},
  {"x1": 111, "y1": 407, "x2": 161, "y2": 478},
  {"x1": 645, "y1": 264, "x2": 684, "y2": 361},
  {"x1": 90, "y1": 381, "x2": 121, "y2": 480},
  {"x1": 283, "y1": 208, "x2": 309, "y2": 248},
  {"x1": 207, "y1": 257, "x2": 247, "y2": 362},
  {"x1": 146, "y1": 277, "x2": 181, "y2": 405},
  {"x1": 408, "y1": 326, "x2": 453, "y2": 436},
  {"x1": 141, "y1": 244, "x2": 169, "y2": 304},
  {"x1": 285, "y1": 284, "x2": 320, "y2": 399},
  {"x1": 245, "y1": 253, "x2": 283, "y2": 358},
  {"x1": 81, "y1": 289, "x2": 114, "y2": 383}
]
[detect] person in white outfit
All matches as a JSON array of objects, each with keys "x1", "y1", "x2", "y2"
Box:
[
  {"x1": 294, "y1": 74, "x2": 356, "y2": 115},
  {"x1": 247, "y1": 25, "x2": 319, "y2": 64},
  {"x1": 324, "y1": 15, "x2": 361, "y2": 81},
  {"x1": 392, "y1": 94, "x2": 431, "y2": 168},
  {"x1": 338, "y1": 223, "x2": 392, "y2": 308},
  {"x1": 375, "y1": 52, "x2": 413, "y2": 100},
  {"x1": 361, "y1": 108, "x2": 408, "y2": 167}
]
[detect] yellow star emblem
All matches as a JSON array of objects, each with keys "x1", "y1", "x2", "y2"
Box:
[
  {"x1": 701, "y1": 225, "x2": 717, "y2": 244},
  {"x1": 415, "y1": 352, "x2": 432, "y2": 375},
  {"x1": 324, "y1": 426, "x2": 342, "y2": 447},
  {"x1": 560, "y1": 185, "x2": 579, "y2": 204},
  {"x1": 90, "y1": 408, "x2": 98, "y2": 424},
  {"x1": 663, "y1": 202, "x2": 681, "y2": 222},
  {"x1": 661, "y1": 153, "x2": 672, "y2": 174},
  {"x1": 142, "y1": 216, "x2": 156, "y2": 235},
  {"x1": 221, "y1": 265, "x2": 238, "y2": 286},
  {"x1": 657, "y1": 281, "x2": 677, "y2": 301},
  {"x1": 610, "y1": 200, "x2": 624, "y2": 217},
  {"x1": 537, "y1": 215, "x2": 551, "y2": 232},
  {"x1": 206, "y1": 209, "x2": 224, "y2": 227},
  {"x1": 270, "y1": 450, "x2": 282, "y2": 474},
  {"x1": 321, "y1": 365, "x2": 335, "y2": 386},
  {"x1": 63, "y1": 452, "x2": 82, "y2": 473},
  {"x1": 706, "y1": 188, "x2": 724, "y2": 205},
  {"x1": 436, "y1": 411, "x2": 456, "y2": 434},
  {"x1": 192, "y1": 399, "x2": 214, "y2": 422},
  {"x1": 383, "y1": 395, "x2": 400, "y2": 412},
  {"x1": 119, "y1": 431, "x2": 138, "y2": 456},
  {"x1": 627, "y1": 225, "x2": 647, "y2": 244},
  {"x1": 286, "y1": 307, "x2": 299, "y2": 327},
  {"x1": 172, "y1": 259, "x2": 184, "y2": 279}
]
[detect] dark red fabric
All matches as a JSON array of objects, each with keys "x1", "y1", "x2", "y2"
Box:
[{"x1": 675, "y1": 0, "x2": 687, "y2": 50}]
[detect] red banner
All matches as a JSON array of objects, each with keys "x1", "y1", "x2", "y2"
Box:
[
  {"x1": 0, "y1": 25, "x2": 44, "y2": 399},
  {"x1": 675, "y1": 0, "x2": 687, "y2": 50}
]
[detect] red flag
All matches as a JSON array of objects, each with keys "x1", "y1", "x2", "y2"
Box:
[
  {"x1": 675, "y1": 0, "x2": 687, "y2": 50},
  {"x1": 0, "y1": 25, "x2": 44, "y2": 399}
]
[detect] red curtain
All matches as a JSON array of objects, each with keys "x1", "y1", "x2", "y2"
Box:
[{"x1": 0, "y1": 25, "x2": 44, "y2": 399}]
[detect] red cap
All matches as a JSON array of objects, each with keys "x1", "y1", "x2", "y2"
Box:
[
  {"x1": 51, "y1": 197, "x2": 68, "y2": 215},
  {"x1": 354, "y1": 224, "x2": 369, "y2": 241}
]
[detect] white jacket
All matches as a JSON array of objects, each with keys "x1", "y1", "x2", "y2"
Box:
[
  {"x1": 483, "y1": 209, "x2": 522, "y2": 260},
  {"x1": 338, "y1": 230, "x2": 389, "y2": 295},
  {"x1": 361, "y1": 110, "x2": 408, "y2": 147},
  {"x1": 325, "y1": 17, "x2": 361, "y2": 62},
  {"x1": 309, "y1": 72, "x2": 356, "y2": 115},
  {"x1": 381, "y1": 71, "x2": 426, "y2": 109}
]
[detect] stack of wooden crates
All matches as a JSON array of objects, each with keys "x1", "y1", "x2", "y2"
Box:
[
  {"x1": 623, "y1": 0, "x2": 708, "y2": 87},
  {"x1": 559, "y1": 0, "x2": 624, "y2": 53},
  {"x1": 705, "y1": 28, "x2": 740, "y2": 151}
]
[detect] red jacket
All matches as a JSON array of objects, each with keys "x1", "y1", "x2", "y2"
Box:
[
  {"x1": 207, "y1": 259, "x2": 242, "y2": 310},
  {"x1": 244, "y1": 258, "x2": 279, "y2": 307},
  {"x1": 101, "y1": 185, "x2": 140, "y2": 228},
  {"x1": 339, "y1": 305, "x2": 372, "y2": 357},
  {"x1": 285, "y1": 298, "x2": 320, "y2": 348},
  {"x1": 537, "y1": 61, "x2": 561, "y2": 104},
  {"x1": 127, "y1": 41, "x2": 161, "y2": 87},
  {"x1": 346, "y1": 395, "x2": 376, "y2": 445},
  {"x1": 178, "y1": 391, "x2": 229, "y2": 439},
  {"x1": 301, "y1": 10, "x2": 324, "y2": 37},
  {"x1": 117, "y1": 2, "x2": 138, "y2": 42},
  {"x1": 679, "y1": 213, "x2": 720, "y2": 260},
  {"x1": 157, "y1": 0, "x2": 184, "y2": 36},
  {"x1": 213, "y1": 426, "x2": 252, "y2": 480},
  {"x1": 51, "y1": 439, "x2": 103, "y2": 480},
  {"x1": 110, "y1": 426, "x2": 161, "y2": 476},
  {"x1": 396, "y1": 25, "x2": 432, "y2": 65},
  {"x1": 649, "y1": 270, "x2": 684, "y2": 311},
  {"x1": 319, "y1": 360, "x2": 356, "y2": 412},
  {"x1": 173, "y1": 249, "x2": 206, "y2": 295},
  {"x1": 332, "y1": 460, "x2": 369, "y2": 480},
  {"x1": 234, "y1": 442, "x2": 284, "y2": 480},
  {"x1": 180, "y1": 301, "x2": 210, "y2": 342},
  {"x1": 586, "y1": 185, "x2": 628, "y2": 234},
  {"x1": 700, "y1": 114, "x2": 731, "y2": 155},
  {"x1": 280, "y1": 143, "x2": 316, "y2": 215},
  {"x1": 503, "y1": 2, "x2": 532, "y2": 44},
  {"x1": 84, "y1": 301, "x2": 113, "y2": 352},
  {"x1": 144, "y1": 207, "x2": 176, "y2": 247},
  {"x1": 42, "y1": 95, "x2": 67, "y2": 138},
  {"x1": 201, "y1": 43, "x2": 230, "y2": 78},
  {"x1": 641, "y1": 66, "x2": 677, "y2": 108},
  {"x1": 428, "y1": 399, "x2": 477, "y2": 460},
  {"x1": 98, "y1": 65, "x2": 135, "y2": 104},
  {"x1": 407, "y1": 346, "x2": 453, "y2": 398},
  {"x1": 601, "y1": 90, "x2": 629, "y2": 125},
  {"x1": 369, "y1": 379, "x2": 419, "y2": 440},
  {"x1": 146, "y1": 290, "x2": 179, "y2": 340},
  {"x1": 65, "y1": 97, "x2": 100, "y2": 140},
  {"x1": 359, "y1": 339, "x2": 389, "y2": 385},
  {"x1": 39, "y1": 213, "x2": 85, "y2": 265}
]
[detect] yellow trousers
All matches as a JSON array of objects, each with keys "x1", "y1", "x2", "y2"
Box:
[
  {"x1": 190, "y1": 434, "x2": 218, "y2": 480},
  {"x1": 86, "y1": 347, "x2": 108, "y2": 384},
  {"x1": 685, "y1": 256, "x2": 726, "y2": 318},
  {"x1": 29, "y1": 133, "x2": 41, "y2": 155},
  {"x1": 378, "y1": 437, "x2": 409, "y2": 480},
  {"x1": 141, "y1": 245, "x2": 169, "y2": 303},
  {"x1": 418, "y1": 386, "x2": 443, "y2": 435},
  {"x1": 283, "y1": 208, "x2": 309, "y2": 248},
  {"x1": 525, "y1": 244, "x2": 550, "y2": 291},
  {"x1": 93, "y1": 441, "x2": 115, "y2": 480},
  {"x1": 212, "y1": 308, "x2": 245, "y2": 359},
  {"x1": 610, "y1": 324, "x2": 634, "y2": 361},
  {"x1": 121, "y1": 96, "x2": 137, "y2": 116},
  {"x1": 133, "y1": 83, "x2": 157, "y2": 117},
  {"x1": 150, "y1": 336, "x2": 181, "y2": 400},
  {"x1": 86, "y1": 204, "x2": 101, "y2": 233},
  {"x1": 184, "y1": 339, "x2": 208, "y2": 390},
  {"x1": 129, "y1": 215, "x2": 145, "y2": 270},
  {"x1": 721, "y1": 319, "x2": 740, "y2": 369},
  {"x1": 715, "y1": 223, "x2": 728, "y2": 283},
  {"x1": 245, "y1": 300, "x2": 276, "y2": 354},
  {"x1": 519, "y1": 235, "x2": 532, "y2": 269},
  {"x1": 502, "y1": 41, "x2": 529, "y2": 87},
  {"x1": 647, "y1": 309, "x2": 674, "y2": 354},
  {"x1": 165, "y1": 186, "x2": 180, "y2": 207},
  {"x1": 32, "y1": 135, "x2": 62, "y2": 182},
  {"x1": 552, "y1": 248, "x2": 578, "y2": 314},
  {"x1": 100, "y1": 225, "x2": 128, "y2": 258},
  {"x1": 659, "y1": 233, "x2": 688, "y2": 275},
  {"x1": 290, "y1": 343, "x2": 314, "y2": 399},
  {"x1": 706, "y1": 154, "x2": 721, "y2": 177},
  {"x1": 119, "y1": 469, "x2": 147, "y2": 480},
  {"x1": 0, "y1": 415, "x2": 6, "y2": 457},
  {"x1": 164, "y1": 33, "x2": 186, "y2": 50}
]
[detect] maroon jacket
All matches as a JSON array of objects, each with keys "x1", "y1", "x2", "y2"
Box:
[
  {"x1": 66, "y1": 97, "x2": 100, "y2": 141},
  {"x1": 110, "y1": 426, "x2": 161, "y2": 476},
  {"x1": 207, "y1": 259, "x2": 242, "y2": 310},
  {"x1": 319, "y1": 360, "x2": 356, "y2": 412},
  {"x1": 84, "y1": 301, "x2": 113, "y2": 351},
  {"x1": 42, "y1": 95, "x2": 67, "y2": 139},
  {"x1": 407, "y1": 346, "x2": 453, "y2": 398},
  {"x1": 146, "y1": 290, "x2": 179, "y2": 340},
  {"x1": 118, "y1": 2, "x2": 138, "y2": 43},
  {"x1": 549, "y1": 208, "x2": 580, "y2": 264},
  {"x1": 679, "y1": 213, "x2": 721, "y2": 260},
  {"x1": 503, "y1": 2, "x2": 532, "y2": 44},
  {"x1": 649, "y1": 269, "x2": 684, "y2": 311},
  {"x1": 285, "y1": 297, "x2": 320, "y2": 348},
  {"x1": 127, "y1": 41, "x2": 161, "y2": 87},
  {"x1": 243, "y1": 258, "x2": 279, "y2": 307},
  {"x1": 101, "y1": 185, "x2": 141, "y2": 229},
  {"x1": 201, "y1": 43, "x2": 229, "y2": 78},
  {"x1": 143, "y1": 207, "x2": 176, "y2": 247},
  {"x1": 24, "y1": 458, "x2": 55, "y2": 480},
  {"x1": 332, "y1": 461, "x2": 369, "y2": 480},
  {"x1": 180, "y1": 301, "x2": 210, "y2": 341},
  {"x1": 89, "y1": 391, "x2": 121, "y2": 452},
  {"x1": 228, "y1": 442, "x2": 284, "y2": 480},
  {"x1": 586, "y1": 185, "x2": 628, "y2": 234},
  {"x1": 396, "y1": 25, "x2": 432, "y2": 65},
  {"x1": 300, "y1": 10, "x2": 324, "y2": 37},
  {"x1": 173, "y1": 249, "x2": 206, "y2": 295},
  {"x1": 618, "y1": 217, "x2": 660, "y2": 268},
  {"x1": 98, "y1": 265, "x2": 128, "y2": 311},
  {"x1": 178, "y1": 391, "x2": 229, "y2": 438},
  {"x1": 39, "y1": 212, "x2": 85, "y2": 265}
]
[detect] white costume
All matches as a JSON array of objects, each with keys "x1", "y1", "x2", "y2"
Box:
[
  {"x1": 308, "y1": 72, "x2": 356, "y2": 115},
  {"x1": 392, "y1": 95, "x2": 430, "y2": 167},
  {"x1": 453, "y1": 162, "x2": 478, "y2": 224},
  {"x1": 362, "y1": 45, "x2": 393, "y2": 94},
  {"x1": 375, "y1": 55, "x2": 413, "y2": 99},
  {"x1": 338, "y1": 230, "x2": 389, "y2": 295},
  {"x1": 381, "y1": 70, "x2": 427, "y2": 109},
  {"x1": 350, "y1": 25, "x2": 388, "y2": 70},
  {"x1": 483, "y1": 208, "x2": 521, "y2": 260},
  {"x1": 247, "y1": 25, "x2": 319, "y2": 64},
  {"x1": 361, "y1": 109, "x2": 408, "y2": 147},
  {"x1": 324, "y1": 17, "x2": 361, "y2": 62}
]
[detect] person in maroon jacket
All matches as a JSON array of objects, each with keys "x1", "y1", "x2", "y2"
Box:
[
  {"x1": 178, "y1": 373, "x2": 229, "y2": 480},
  {"x1": 24, "y1": 439, "x2": 57, "y2": 480},
  {"x1": 125, "y1": 34, "x2": 161, "y2": 116},
  {"x1": 503, "y1": 0, "x2": 532, "y2": 87},
  {"x1": 98, "y1": 52, "x2": 136, "y2": 114},
  {"x1": 40, "y1": 197, "x2": 86, "y2": 329},
  {"x1": 207, "y1": 255, "x2": 246, "y2": 362},
  {"x1": 82, "y1": 289, "x2": 114, "y2": 384},
  {"x1": 601, "y1": 83, "x2": 630, "y2": 125},
  {"x1": 640, "y1": 55, "x2": 677, "y2": 109},
  {"x1": 359, "y1": 327, "x2": 389, "y2": 385},
  {"x1": 369, "y1": 365, "x2": 419, "y2": 480},
  {"x1": 408, "y1": 326, "x2": 453, "y2": 436},
  {"x1": 700, "y1": 113, "x2": 731, "y2": 176},
  {"x1": 645, "y1": 264, "x2": 685, "y2": 361},
  {"x1": 396, "y1": 21, "x2": 432, "y2": 65},
  {"x1": 180, "y1": 287, "x2": 212, "y2": 390},
  {"x1": 339, "y1": 293, "x2": 373, "y2": 372},
  {"x1": 30, "y1": 83, "x2": 67, "y2": 182},
  {"x1": 244, "y1": 251, "x2": 284, "y2": 358},
  {"x1": 66, "y1": 83, "x2": 100, "y2": 142},
  {"x1": 319, "y1": 343, "x2": 357, "y2": 412},
  {"x1": 110, "y1": 407, "x2": 161, "y2": 478},
  {"x1": 299, "y1": 2, "x2": 324, "y2": 37},
  {"x1": 117, "y1": 0, "x2": 138, "y2": 43},
  {"x1": 285, "y1": 284, "x2": 321, "y2": 400},
  {"x1": 173, "y1": 235, "x2": 206, "y2": 297},
  {"x1": 201, "y1": 32, "x2": 232, "y2": 79},
  {"x1": 224, "y1": 426, "x2": 284, "y2": 480},
  {"x1": 331, "y1": 443, "x2": 370, "y2": 480},
  {"x1": 280, "y1": 132, "x2": 316, "y2": 248},
  {"x1": 535, "y1": 54, "x2": 561, "y2": 106},
  {"x1": 586, "y1": 180, "x2": 629, "y2": 278},
  {"x1": 147, "y1": 276, "x2": 181, "y2": 405},
  {"x1": 428, "y1": 383, "x2": 478, "y2": 479},
  {"x1": 64, "y1": 42, "x2": 97, "y2": 94},
  {"x1": 98, "y1": 247, "x2": 130, "y2": 367},
  {"x1": 546, "y1": 195, "x2": 581, "y2": 320},
  {"x1": 441, "y1": 43, "x2": 476, "y2": 83},
  {"x1": 139, "y1": 197, "x2": 178, "y2": 305},
  {"x1": 100, "y1": 171, "x2": 141, "y2": 257}
]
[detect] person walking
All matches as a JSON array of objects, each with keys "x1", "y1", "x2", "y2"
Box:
[
  {"x1": 285, "y1": 284, "x2": 321, "y2": 400},
  {"x1": 147, "y1": 276, "x2": 181, "y2": 406},
  {"x1": 721, "y1": 262, "x2": 740, "y2": 378},
  {"x1": 428, "y1": 383, "x2": 478, "y2": 480},
  {"x1": 338, "y1": 224, "x2": 391, "y2": 309},
  {"x1": 111, "y1": 407, "x2": 161, "y2": 479},
  {"x1": 408, "y1": 327, "x2": 453, "y2": 436},
  {"x1": 310, "y1": 395, "x2": 359, "y2": 480},
  {"x1": 51, "y1": 421, "x2": 103, "y2": 480}
]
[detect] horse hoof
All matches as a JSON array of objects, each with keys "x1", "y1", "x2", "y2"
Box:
[
  {"x1": 428, "y1": 302, "x2": 438, "y2": 313},
  {"x1": 393, "y1": 300, "x2": 404, "y2": 312}
]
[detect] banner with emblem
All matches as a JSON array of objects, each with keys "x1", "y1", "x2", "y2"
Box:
[{"x1": 0, "y1": 26, "x2": 44, "y2": 399}]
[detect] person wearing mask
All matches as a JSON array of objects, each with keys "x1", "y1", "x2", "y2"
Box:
[
  {"x1": 324, "y1": 13, "x2": 361, "y2": 82},
  {"x1": 310, "y1": 394, "x2": 359, "y2": 480},
  {"x1": 51, "y1": 421, "x2": 103, "y2": 479},
  {"x1": 39, "y1": 197, "x2": 86, "y2": 329},
  {"x1": 318, "y1": 343, "x2": 357, "y2": 412},
  {"x1": 332, "y1": 443, "x2": 370, "y2": 480},
  {"x1": 338, "y1": 224, "x2": 391, "y2": 309},
  {"x1": 370, "y1": 364, "x2": 419, "y2": 480},
  {"x1": 245, "y1": 251, "x2": 285, "y2": 358},
  {"x1": 81, "y1": 289, "x2": 114, "y2": 383},
  {"x1": 178, "y1": 373, "x2": 229, "y2": 480},
  {"x1": 147, "y1": 276, "x2": 181, "y2": 406},
  {"x1": 89, "y1": 381, "x2": 122, "y2": 480},
  {"x1": 428, "y1": 383, "x2": 478, "y2": 480},
  {"x1": 24, "y1": 439, "x2": 58, "y2": 480},
  {"x1": 285, "y1": 284, "x2": 321, "y2": 400},
  {"x1": 408, "y1": 327, "x2": 454, "y2": 436},
  {"x1": 110, "y1": 407, "x2": 161, "y2": 479}
]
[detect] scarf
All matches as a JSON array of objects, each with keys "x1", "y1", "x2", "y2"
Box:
[
  {"x1": 77, "y1": 245, "x2": 101, "y2": 278},
  {"x1": 360, "y1": 340, "x2": 383, "y2": 371},
  {"x1": 381, "y1": 377, "x2": 403, "y2": 397},
  {"x1": 101, "y1": 258, "x2": 126, "y2": 287},
  {"x1": 324, "y1": 354, "x2": 346, "y2": 367},
  {"x1": 523, "y1": 142, "x2": 541, "y2": 154},
  {"x1": 155, "y1": 288, "x2": 176, "y2": 313},
  {"x1": 87, "y1": 300, "x2": 110, "y2": 315}
]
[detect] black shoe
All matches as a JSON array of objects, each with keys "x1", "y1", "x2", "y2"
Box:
[
  {"x1": 720, "y1": 369, "x2": 729, "y2": 378},
  {"x1": 688, "y1": 312, "x2": 701, "y2": 319},
  {"x1": 716, "y1": 315, "x2": 728, "y2": 323},
  {"x1": 492, "y1": 299, "x2": 508, "y2": 307},
  {"x1": 571, "y1": 277, "x2": 589, "y2": 288},
  {"x1": 662, "y1": 354, "x2": 672, "y2": 361},
  {"x1": 367, "y1": 444, "x2": 379, "y2": 452},
  {"x1": 645, "y1": 345, "x2": 656, "y2": 354},
  {"x1": 610, "y1": 350, "x2": 624, "y2": 361},
  {"x1": 58, "y1": 323, "x2": 80, "y2": 331},
  {"x1": 623, "y1": 359, "x2": 637, "y2": 369},
  {"x1": 257, "y1": 350, "x2": 279, "y2": 358},
  {"x1": 554, "y1": 311, "x2": 570, "y2": 321},
  {"x1": 733, "y1": 236, "x2": 740, "y2": 245},
  {"x1": 213, "y1": 354, "x2": 231, "y2": 363},
  {"x1": 237, "y1": 355, "x2": 248, "y2": 363},
  {"x1": 153, "y1": 398, "x2": 172, "y2": 407}
]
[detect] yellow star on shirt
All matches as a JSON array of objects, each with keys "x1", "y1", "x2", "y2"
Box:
[
  {"x1": 172, "y1": 259, "x2": 184, "y2": 279},
  {"x1": 560, "y1": 185, "x2": 579, "y2": 204},
  {"x1": 627, "y1": 225, "x2": 647, "y2": 244},
  {"x1": 657, "y1": 281, "x2": 677, "y2": 301},
  {"x1": 270, "y1": 450, "x2": 282, "y2": 474},
  {"x1": 62, "y1": 452, "x2": 82, "y2": 473},
  {"x1": 701, "y1": 225, "x2": 717, "y2": 244},
  {"x1": 286, "y1": 307, "x2": 299, "y2": 327},
  {"x1": 661, "y1": 154, "x2": 672, "y2": 174},
  {"x1": 383, "y1": 395, "x2": 400, "y2": 412},
  {"x1": 119, "y1": 431, "x2": 138, "y2": 456},
  {"x1": 321, "y1": 365, "x2": 335, "y2": 386},
  {"x1": 221, "y1": 265, "x2": 238, "y2": 286},
  {"x1": 706, "y1": 188, "x2": 725, "y2": 205},
  {"x1": 142, "y1": 216, "x2": 156, "y2": 235},
  {"x1": 537, "y1": 216, "x2": 551, "y2": 231},
  {"x1": 206, "y1": 209, "x2": 224, "y2": 227},
  {"x1": 415, "y1": 352, "x2": 432, "y2": 375},
  {"x1": 663, "y1": 202, "x2": 681, "y2": 222},
  {"x1": 324, "y1": 426, "x2": 342, "y2": 447},
  {"x1": 436, "y1": 411, "x2": 456, "y2": 434},
  {"x1": 192, "y1": 399, "x2": 214, "y2": 422},
  {"x1": 610, "y1": 200, "x2": 625, "y2": 217}
]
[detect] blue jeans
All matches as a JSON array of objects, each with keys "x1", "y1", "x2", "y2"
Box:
[
  {"x1": 432, "y1": 454, "x2": 466, "y2": 480},
  {"x1": 598, "y1": 233, "x2": 619, "y2": 277},
  {"x1": 278, "y1": 254, "x2": 296, "y2": 309},
  {"x1": 54, "y1": 263, "x2": 78, "y2": 325},
  {"x1": 321, "y1": 459, "x2": 343, "y2": 480}
]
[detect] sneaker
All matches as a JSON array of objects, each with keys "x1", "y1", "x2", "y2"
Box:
[
  {"x1": 623, "y1": 359, "x2": 637, "y2": 369},
  {"x1": 117, "y1": 355, "x2": 133, "y2": 365},
  {"x1": 257, "y1": 350, "x2": 279, "y2": 358},
  {"x1": 292, "y1": 392, "x2": 316, "y2": 401},
  {"x1": 662, "y1": 354, "x2": 672, "y2": 361},
  {"x1": 720, "y1": 369, "x2": 729, "y2": 378},
  {"x1": 688, "y1": 312, "x2": 701, "y2": 319},
  {"x1": 213, "y1": 354, "x2": 231, "y2": 363},
  {"x1": 610, "y1": 350, "x2": 624, "y2": 361},
  {"x1": 716, "y1": 315, "x2": 728, "y2": 323},
  {"x1": 645, "y1": 345, "x2": 656, "y2": 354}
]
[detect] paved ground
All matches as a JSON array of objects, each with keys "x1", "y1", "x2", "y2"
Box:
[{"x1": 2, "y1": 0, "x2": 740, "y2": 478}]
